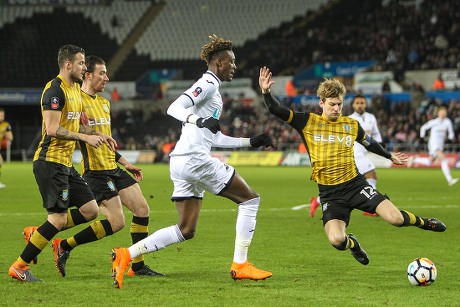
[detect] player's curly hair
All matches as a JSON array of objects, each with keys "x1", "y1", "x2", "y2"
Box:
[
  {"x1": 200, "y1": 34, "x2": 233, "y2": 65},
  {"x1": 317, "y1": 78, "x2": 346, "y2": 100}
]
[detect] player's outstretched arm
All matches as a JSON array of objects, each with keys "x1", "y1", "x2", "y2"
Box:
[{"x1": 259, "y1": 67, "x2": 291, "y2": 121}]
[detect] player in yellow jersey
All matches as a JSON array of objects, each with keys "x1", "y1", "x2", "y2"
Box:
[
  {"x1": 259, "y1": 66, "x2": 446, "y2": 265},
  {"x1": 47, "y1": 55, "x2": 163, "y2": 277},
  {"x1": 9, "y1": 45, "x2": 116, "y2": 282},
  {"x1": 0, "y1": 108, "x2": 13, "y2": 188}
]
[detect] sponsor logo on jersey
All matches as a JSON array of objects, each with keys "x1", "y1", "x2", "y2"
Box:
[
  {"x1": 87, "y1": 117, "x2": 111, "y2": 126},
  {"x1": 51, "y1": 97, "x2": 59, "y2": 109},
  {"x1": 314, "y1": 134, "x2": 353, "y2": 146},
  {"x1": 192, "y1": 87, "x2": 202, "y2": 97}
]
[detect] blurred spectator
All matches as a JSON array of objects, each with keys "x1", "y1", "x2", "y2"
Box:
[{"x1": 432, "y1": 74, "x2": 445, "y2": 90}]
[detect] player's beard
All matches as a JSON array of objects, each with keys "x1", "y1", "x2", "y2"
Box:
[{"x1": 70, "y1": 70, "x2": 83, "y2": 84}]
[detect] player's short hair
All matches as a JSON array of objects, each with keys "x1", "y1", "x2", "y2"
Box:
[
  {"x1": 84, "y1": 55, "x2": 106, "y2": 79},
  {"x1": 352, "y1": 94, "x2": 366, "y2": 104},
  {"x1": 58, "y1": 44, "x2": 85, "y2": 69},
  {"x1": 317, "y1": 78, "x2": 346, "y2": 101},
  {"x1": 200, "y1": 34, "x2": 233, "y2": 65}
]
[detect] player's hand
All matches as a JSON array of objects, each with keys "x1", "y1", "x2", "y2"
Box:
[
  {"x1": 259, "y1": 66, "x2": 276, "y2": 92},
  {"x1": 85, "y1": 135, "x2": 105, "y2": 148},
  {"x1": 250, "y1": 133, "x2": 274, "y2": 148},
  {"x1": 390, "y1": 152, "x2": 407, "y2": 165},
  {"x1": 98, "y1": 132, "x2": 117, "y2": 151},
  {"x1": 80, "y1": 111, "x2": 89, "y2": 126},
  {"x1": 124, "y1": 162, "x2": 143, "y2": 182},
  {"x1": 196, "y1": 117, "x2": 220, "y2": 134}
]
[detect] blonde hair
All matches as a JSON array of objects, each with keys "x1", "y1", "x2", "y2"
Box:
[
  {"x1": 317, "y1": 78, "x2": 346, "y2": 101},
  {"x1": 200, "y1": 34, "x2": 233, "y2": 65}
]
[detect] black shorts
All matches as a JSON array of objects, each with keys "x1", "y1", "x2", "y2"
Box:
[
  {"x1": 319, "y1": 175, "x2": 387, "y2": 226},
  {"x1": 33, "y1": 160, "x2": 95, "y2": 213},
  {"x1": 82, "y1": 167, "x2": 137, "y2": 203}
]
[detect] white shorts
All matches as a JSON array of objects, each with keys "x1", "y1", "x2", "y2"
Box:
[
  {"x1": 428, "y1": 141, "x2": 444, "y2": 158},
  {"x1": 169, "y1": 154, "x2": 235, "y2": 199},
  {"x1": 354, "y1": 153, "x2": 375, "y2": 175}
]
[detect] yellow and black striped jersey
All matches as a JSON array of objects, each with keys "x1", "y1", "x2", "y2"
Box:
[
  {"x1": 286, "y1": 111, "x2": 366, "y2": 185},
  {"x1": 79, "y1": 91, "x2": 115, "y2": 173},
  {"x1": 0, "y1": 120, "x2": 12, "y2": 142},
  {"x1": 33, "y1": 75, "x2": 82, "y2": 167}
]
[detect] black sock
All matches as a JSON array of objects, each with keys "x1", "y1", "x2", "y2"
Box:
[
  {"x1": 20, "y1": 221, "x2": 59, "y2": 263},
  {"x1": 61, "y1": 219, "x2": 113, "y2": 251},
  {"x1": 131, "y1": 216, "x2": 149, "y2": 271}
]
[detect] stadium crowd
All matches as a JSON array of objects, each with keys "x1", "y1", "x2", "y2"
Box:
[{"x1": 238, "y1": 0, "x2": 459, "y2": 88}]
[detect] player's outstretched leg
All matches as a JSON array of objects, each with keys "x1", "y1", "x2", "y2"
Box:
[
  {"x1": 111, "y1": 248, "x2": 132, "y2": 288},
  {"x1": 400, "y1": 211, "x2": 446, "y2": 232},
  {"x1": 230, "y1": 261, "x2": 272, "y2": 281}
]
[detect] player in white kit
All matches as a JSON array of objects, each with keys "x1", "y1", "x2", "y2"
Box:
[
  {"x1": 310, "y1": 95, "x2": 382, "y2": 217},
  {"x1": 110, "y1": 35, "x2": 273, "y2": 288},
  {"x1": 407, "y1": 107, "x2": 458, "y2": 186}
]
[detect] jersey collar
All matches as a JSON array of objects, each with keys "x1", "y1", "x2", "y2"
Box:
[{"x1": 205, "y1": 70, "x2": 221, "y2": 86}]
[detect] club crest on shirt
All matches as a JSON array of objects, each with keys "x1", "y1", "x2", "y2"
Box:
[
  {"x1": 51, "y1": 97, "x2": 59, "y2": 109},
  {"x1": 192, "y1": 87, "x2": 202, "y2": 97},
  {"x1": 61, "y1": 189, "x2": 69, "y2": 201},
  {"x1": 102, "y1": 104, "x2": 109, "y2": 114},
  {"x1": 107, "y1": 180, "x2": 116, "y2": 192},
  {"x1": 343, "y1": 124, "x2": 351, "y2": 133}
]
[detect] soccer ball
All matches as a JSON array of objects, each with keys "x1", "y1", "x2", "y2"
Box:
[{"x1": 407, "y1": 258, "x2": 437, "y2": 286}]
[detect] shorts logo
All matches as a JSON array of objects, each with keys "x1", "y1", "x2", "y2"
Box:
[
  {"x1": 51, "y1": 97, "x2": 59, "y2": 109},
  {"x1": 322, "y1": 202, "x2": 328, "y2": 211},
  {"x1": 192, "y1": 87, "x2": 202, "y2": 97},
  {"x1": 107, "y1": 180, "x2": 116, "y2": 192},
  {"x1": 61, "y1": 189, "x2": 69, "y2": 201}
]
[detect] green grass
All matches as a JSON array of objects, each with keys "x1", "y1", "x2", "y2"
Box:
[{"x1": 1, "y1": 163, "x2": 459, "y2": 306}]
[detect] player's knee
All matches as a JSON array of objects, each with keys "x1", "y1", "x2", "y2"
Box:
[
  {"x1": 108, "y1": 214, "x2": 126, "y2": 233},
  {"x1": 79, "y1": 201, "x2": 99, "y2": 221},
  {"x1": 329, "y1": 234, "x2": 347, "y2": 248},
  {"x1": 391, "y1": 212, "x2": 405, "y2": 226},
  {"x1": 132, "y1": 200, "x2": 150, "y2": 217}
]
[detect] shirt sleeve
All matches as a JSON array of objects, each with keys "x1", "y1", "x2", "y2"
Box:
[
  {"x1": 183, "y1": 77, "x2": 215, "y2": 107},
  {"x1": 371, "y1": 115, "x2": 383, "y2": 143},
  {"x1": 287, "y1": 111, "x2": 310, "y2": 132},
  {"x1": 42, "y1": 84, "x2": 66, "y2": 111}
]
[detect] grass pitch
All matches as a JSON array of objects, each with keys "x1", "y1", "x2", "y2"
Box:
[{"x1": 0, "y1": 162, "x2": 459, "y2": 306}]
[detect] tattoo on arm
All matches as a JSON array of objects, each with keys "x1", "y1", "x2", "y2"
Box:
[
  {"x1": 56, "y1": 126, "x2": 81, "y2": 141},
  {"x1": 79, "y1": 126, "x2": 97, "y2": 135}
]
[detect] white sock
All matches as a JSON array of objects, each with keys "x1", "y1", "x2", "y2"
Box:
[
  {"x1": 233, "y1": 197, "x2": 260, "y2": 264},
  {"x1": 414, "y1": 157, "x2": 432, "y2": 166},
  {"x1": 128, "y1": 225, "x2": 185, "y2": 259},
  {"x1": 366, "y1": 178, "x2": 377, "y2": 189},
  {"x1": 441, "y1": 159, "x2": 452, "y2": 182}
]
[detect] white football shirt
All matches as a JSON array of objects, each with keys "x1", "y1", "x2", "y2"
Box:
[
  {"x1": 420, "y1": 117, "x2": 454, "y2": 154},
  {"x1": 349, "y1": 111, "x2": 382, "y2": 156},
  {"x1": 170, "y1": 71, "x2": 223, "y2": 156}
]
